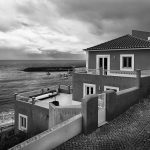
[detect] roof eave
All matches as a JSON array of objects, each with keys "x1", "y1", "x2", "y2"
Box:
[{"x1": 83, "y1": 47, "x2": 150, "y2": 52}]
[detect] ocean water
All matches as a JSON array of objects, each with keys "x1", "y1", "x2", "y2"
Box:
[{"x1": 0, "y1": 60, "x2": 85, "y2": 106}]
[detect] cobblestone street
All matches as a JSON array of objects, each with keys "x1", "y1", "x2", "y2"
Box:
[{"x1": 55, "y1": 99, "x2": 150, "y2": 150}]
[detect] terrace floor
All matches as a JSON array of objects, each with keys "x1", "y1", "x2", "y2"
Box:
[
  {"x1": 35, "y1": 93, "x2": 81, "y2": 109},
  {"x1": 55, "y1": 98, "x2": 150, "y2": 150}
]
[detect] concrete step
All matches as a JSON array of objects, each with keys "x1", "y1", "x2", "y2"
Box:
[{"x1": 98, "y1": 121, "x2": 108, "y2": 127}]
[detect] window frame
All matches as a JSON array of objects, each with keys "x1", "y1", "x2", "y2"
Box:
[
  {"x1": 104, "y1": 86, "x2": 119, "y2": 92},
  {"x1": 120, "y1": 54, "x2": 134, "y2": 71},
  {"x1": 18, "y1": 113, "x2": 28, "y2": 131},
  {"x1": 83, "y1": 83, "x2": 96, "y2": 97}
]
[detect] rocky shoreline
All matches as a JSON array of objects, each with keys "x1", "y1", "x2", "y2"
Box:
[{"x1": 22, "y1": 67, "x2": 75, "y2": 72}]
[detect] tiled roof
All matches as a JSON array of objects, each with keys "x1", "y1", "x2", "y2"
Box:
[{"x1": 85, "y1": 34, "x2": 150, "y2": 51}]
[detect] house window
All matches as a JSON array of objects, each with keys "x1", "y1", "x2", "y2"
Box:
[
  {"x1": 104, "y1": 86, "x2": 119, "y2": 92},
  {"x1": 19, "y1": 114, "x2": 28, "y2": 131},
  {"x1": 120, "y1": 54, "x2": 134, "y2": 71},
  {"x1": 83, "y1": 83, "x2": 96, "y2": 97}
]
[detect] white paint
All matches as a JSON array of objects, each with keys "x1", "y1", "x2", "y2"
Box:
[
  {"x1": 148, "y1": 37, "x2": 150, "y2": 40},
  {"x1": 83, "y1": 83, "x2": 96, "y2": 97},
  {"x1": 104, "y1": 86, "x2": 119, "y2": 92},
  {"x1": 96, "y1": 55, "x2": 110, "y2": 74},
  {"x1": 98, "y1": 93, "x2": 106, "y2": 124},
  {"x1": 35, "y1": 92, "x2": 57, "y2": 100},
  {"x1": 107, "y1": 72, "x2": 136, "y2": 78},
  {"x1": 18, "y1": 113, "x2": 28, "y2": 132},
  {"x1": 120, "y1": 54, "x2": 134, "y2": 71},
  {"x1": 86, "y1": 51, "x2": 89, "y2": 69}
]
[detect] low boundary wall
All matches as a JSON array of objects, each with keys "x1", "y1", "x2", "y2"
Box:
[
  {"x1": 49, "y1": 103, "x2": 81, "y2": 129},
  {"x1": 106, "y1": 87, "x2": 140, "y2": 121},
  {"x1": 9, "y1": 114, "x2": 82, "y2": 150}
]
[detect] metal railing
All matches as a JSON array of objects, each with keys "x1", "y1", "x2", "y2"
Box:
[
  {"x1": 105, "y1": 69, "x2": 137, "y2": 76},
  {"x1": 75, "y1": 68, "x2": 100, "y2": 75},
  {"x1": 75, "y1": 67, "x2": 137, "y2": 76},
  {"x1": 18, "y1": 85, "x2": 59, "y2": 99},
  {"x1": 16, "y1": 85, "x2": 73, "y2": 102}
]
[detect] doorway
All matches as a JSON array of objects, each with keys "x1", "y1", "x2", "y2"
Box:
[{"x1": 96, "y1": 55, "x2": 110, "y2": 75}]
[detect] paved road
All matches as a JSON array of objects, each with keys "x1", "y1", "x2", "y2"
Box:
[{"x1": 55, "y1": 99, "x2": 150, "y2": 150}]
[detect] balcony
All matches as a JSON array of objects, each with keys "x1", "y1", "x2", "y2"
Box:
[{"x1": 75, "y1": 68, "x2": 150, "y2": 78}]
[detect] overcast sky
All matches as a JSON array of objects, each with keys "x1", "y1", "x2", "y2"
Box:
[{"x1": 0, "y1": 0, "x2": 150, "y2": 60}]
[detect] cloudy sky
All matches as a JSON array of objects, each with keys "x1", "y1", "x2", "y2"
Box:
[{"x1": 0, "y1": 0, "x2": 150, "y2": 60}]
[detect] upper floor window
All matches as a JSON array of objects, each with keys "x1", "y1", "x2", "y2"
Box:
[
  {"x1": 120, "y1": 54, "x2": 134, "y2": 71},
  {"x1": 19, "y1": 113, "x2": 28, "y2": 131}
]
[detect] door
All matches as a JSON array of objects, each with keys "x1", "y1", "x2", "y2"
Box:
[
  {"x1": 104, "y1": 57, "x2": 108, "y2": 75},
  {"x1": 98, "y1": 93, "x2": 106, "y2": 125},
  {"x1": 97, "y1": 55, "x2": 110, "y2": 75}
]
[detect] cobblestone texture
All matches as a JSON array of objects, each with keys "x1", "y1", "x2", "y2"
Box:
[{"x1": 55, "y1": 99, "x2": 150, "y2": 150}]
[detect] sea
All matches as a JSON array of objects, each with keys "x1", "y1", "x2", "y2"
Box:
[{"x1": 0, "y1": 60, "x2": 85, "y2": 111}]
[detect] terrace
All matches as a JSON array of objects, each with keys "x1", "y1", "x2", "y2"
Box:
[
  {"x1": 16, "y1": 85, "x2": 81, "y2": 109},
  {"x1": 35, "y1": 93, "x2": 80, "y2": 109},
  {"x1": 75, "y1": 67, "x2": 150, "y2": 77}
]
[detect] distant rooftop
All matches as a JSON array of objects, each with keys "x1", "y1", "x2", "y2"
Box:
[{"x1": 85, "y1": 30, "x2": 150, "y2": 51}]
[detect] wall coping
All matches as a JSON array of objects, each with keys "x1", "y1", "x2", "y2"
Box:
[{"x1": 117, "y1": 87, "x2": 139, "y2": 96}]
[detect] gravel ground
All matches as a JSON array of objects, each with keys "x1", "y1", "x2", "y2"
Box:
[{"x1": 55, "y1": 98, "x2": 150, "y2": 150}]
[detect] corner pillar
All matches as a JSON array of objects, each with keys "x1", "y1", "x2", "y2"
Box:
[{"x1": 82, "y1": 94, "x2": 98, "y2": 135}]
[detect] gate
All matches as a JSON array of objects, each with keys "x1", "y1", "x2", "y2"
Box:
[{"x1": 98, "y1": 93, "x2": 106, "y2": 125}]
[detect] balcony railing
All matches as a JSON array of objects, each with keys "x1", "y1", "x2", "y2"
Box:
[
  {"x1": 75, "y1": 68, "x2": 138, "y2": 77},
  {"x1": 75, "y1": 68, "x2": 99, "y2": 75},
  {"x1": 16, "y1": 85, "x2": 72, "y2": 103}
]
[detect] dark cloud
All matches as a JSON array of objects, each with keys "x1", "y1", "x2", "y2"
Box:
[
  {"x1": 51, "y1": 0, "x2": 150, "y2": 36},
  {"x1": 0, "y1": 20, "x2": 21, "y2": 32},
  {"x1": 0, "y1": 47, "x2": 29, "y2": 60},
  {"x1": 0, "y1": 47, "x2": 85, "y2": 60},
  {"x1": 42, "y1": 49, "x2": 85, "y2": 60}
]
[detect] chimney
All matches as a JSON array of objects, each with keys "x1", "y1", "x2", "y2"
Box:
[{"x1": 132, "y1": 30, "x2": 150, "y2": 40}]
